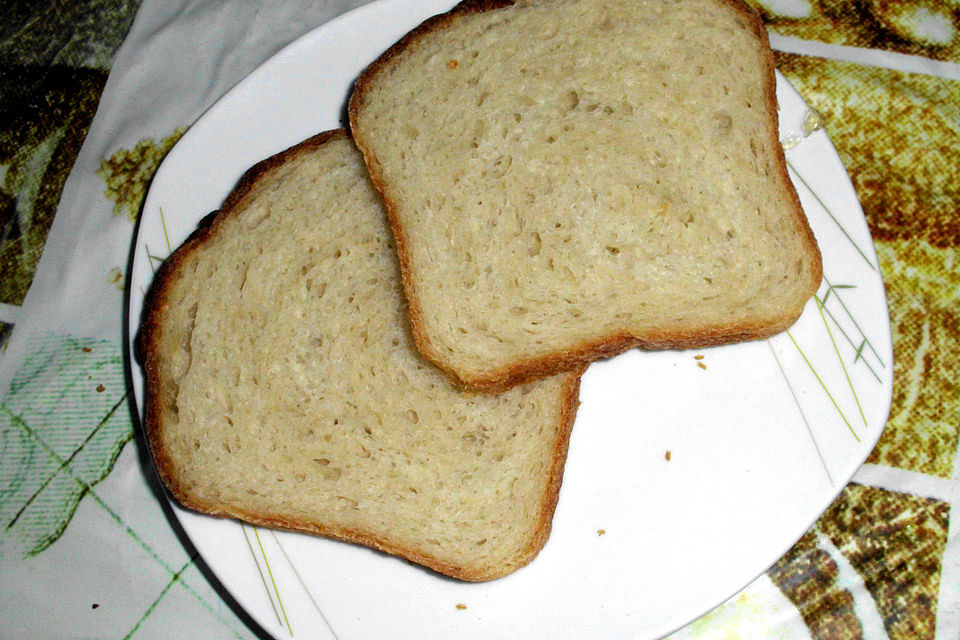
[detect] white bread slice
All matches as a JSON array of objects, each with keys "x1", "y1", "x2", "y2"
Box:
[
  {"x1": 349, "y1": 0, "x2": 822, "y2": 392},
  {"x1": 136, "y1": 131, "x2": 583, "y2": 581}
]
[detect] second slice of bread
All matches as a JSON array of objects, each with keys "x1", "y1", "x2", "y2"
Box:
[
  {"x1": 137, "y1": 131, "x2": 583, "y2": 581},
  {"x1": 349, "y1": 0, "x2": 822, "y2": 391}
]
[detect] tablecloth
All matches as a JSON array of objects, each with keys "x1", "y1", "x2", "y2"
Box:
[{"x1": 1, "y1": 0, "x2": 958, "y2": 638}]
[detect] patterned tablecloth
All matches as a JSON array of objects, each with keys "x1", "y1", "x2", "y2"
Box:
[{"x1": 1, "y1": 1, "x2": 958, "y2": 638}]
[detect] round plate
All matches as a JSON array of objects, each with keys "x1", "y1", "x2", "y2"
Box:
[{"x1": 128, "y1": 1, "x2": 894, "y2": 638}]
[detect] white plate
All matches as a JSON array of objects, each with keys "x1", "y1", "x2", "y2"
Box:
[{"x1": 128, "y1": 1, "x2": 894, "y2": 638}]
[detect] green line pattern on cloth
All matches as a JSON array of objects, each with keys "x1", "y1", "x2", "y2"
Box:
[
  {"x1": 0, "y1": 331, "x2": 258, "y2": 638},
  {"x1": 0, "y1": 332, "x2": 131, "y2": 557}
]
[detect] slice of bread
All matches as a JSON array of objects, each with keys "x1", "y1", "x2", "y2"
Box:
[
  {"x1": 349, "y1": 0, "x2": 823, "y2": 392},
  {"x1": 136, "y1": 130, "x2": 583, "y2": 581}
]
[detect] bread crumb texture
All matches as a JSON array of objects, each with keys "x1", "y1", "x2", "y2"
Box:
[
  {"x1": 353, "y1": 0, "x2": 821, "y2": 381},
  {"x1": 147, "y1": 133, "x2": 578, "y2": 580}
]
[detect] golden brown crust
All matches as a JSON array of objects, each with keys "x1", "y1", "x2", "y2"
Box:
[
  {"x1": 136, "y1": 127, "x2": 582, "y2": 582},
  {"x1": 153, "y1": 366, "x2": 585, "y2": 582},
  {"x1": 348, "y1": 0, "x2": 519, "y2": 394},
  {"x1": 520, "y1": 365, "x2": 585, "y2": 565},
  {"x1": 349, "y1": 0, "x2": 822, "y2": 393},
  {"x1": 136, "y1": 130, "x2": 347, "y2": 522},
  {"x1": 737, "y1": 0, "x2": 823, "y2": 298},
  {"x1": 432, "y1": 314, "x2": 812, "y2": 393}
]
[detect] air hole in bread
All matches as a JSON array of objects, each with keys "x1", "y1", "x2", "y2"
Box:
[
  {"x1": 713, "y1": 112, "x2": 732, "y2": 134},
  {"x1": 527, "y1": 232, "x2": 542, "y2": 256},
  {"x1": 323, "y1": 468, "x2": 342, "y2": 481},
  {"x1": 246, "y1": 212, "x2": 269, "y2": 229},
  {"x1": 492, "y1": 155, "x2": 512, "y2": 177}
]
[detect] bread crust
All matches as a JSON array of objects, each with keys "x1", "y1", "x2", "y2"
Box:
[
  {"x1": 136, "y1": 128, "x2": 583, "y2": 581},
  {"x1": 137, "y1": 129, "x2": 346, "y2": 523},
  {"x1": 349, "y1": 0, "x2": 823, "y2": 393}
]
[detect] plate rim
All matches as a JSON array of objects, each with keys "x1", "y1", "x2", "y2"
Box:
[{"x1": 126, "y1": 1, "x2": 894, "y2": 638}]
